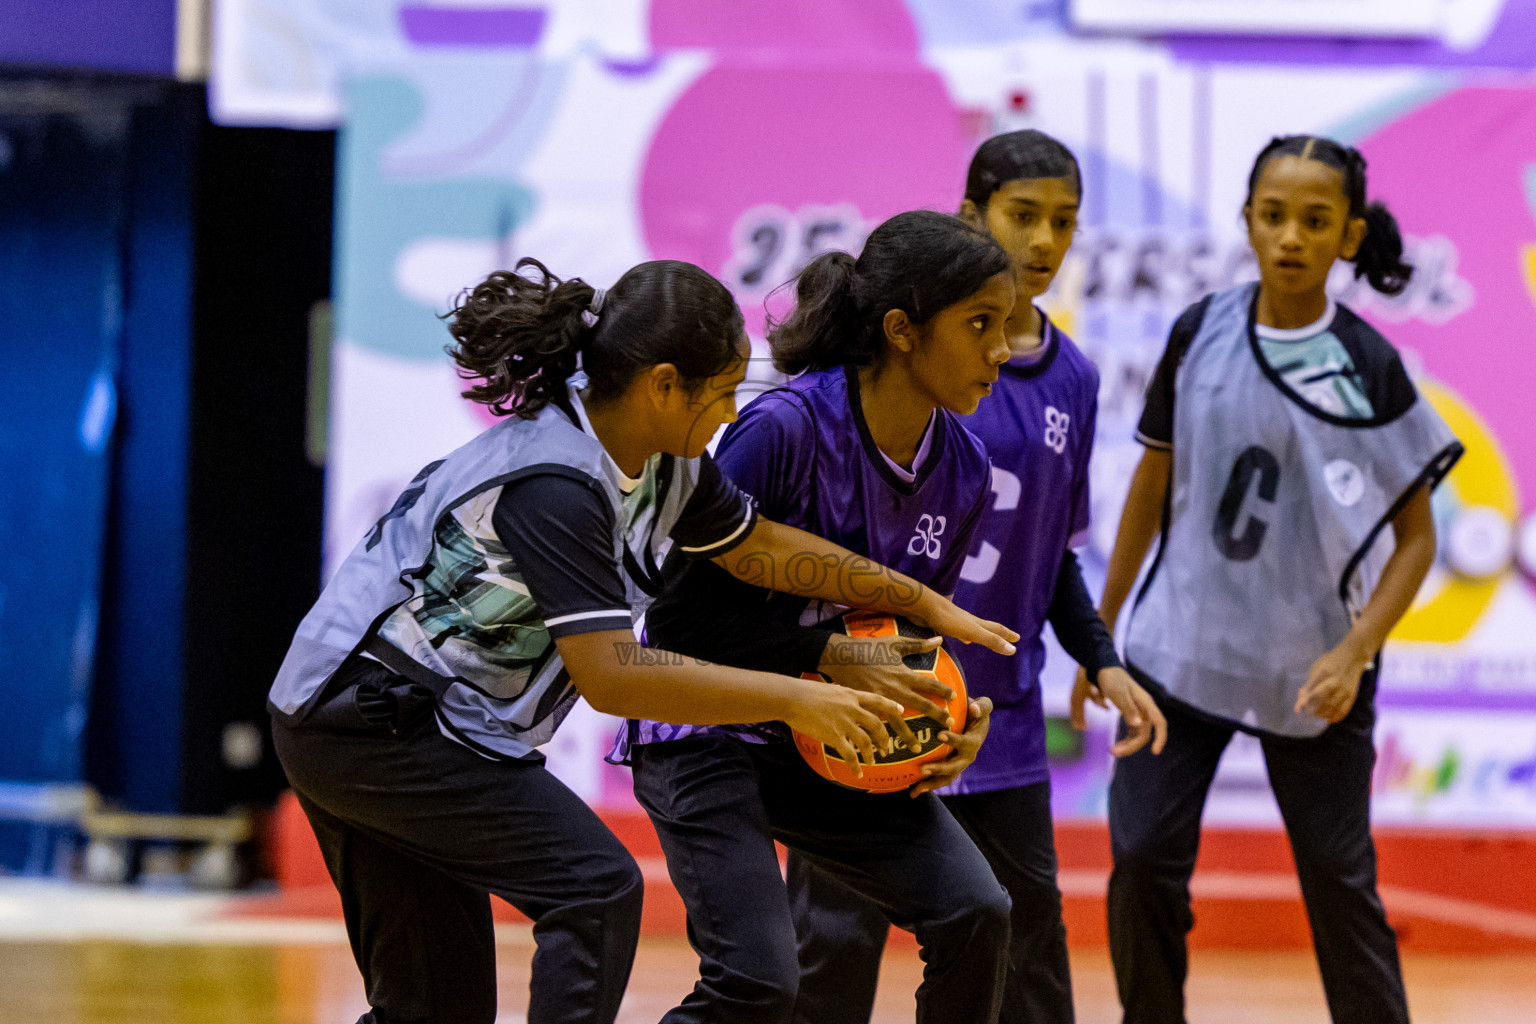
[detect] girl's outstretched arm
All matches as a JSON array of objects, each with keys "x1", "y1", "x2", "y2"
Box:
[
  {"x1": 559, "y1": 629, "x2": 902, "y2": 775},
  {"x1": 712, "y1": 518, "x2": 1019, "y2": 656}
]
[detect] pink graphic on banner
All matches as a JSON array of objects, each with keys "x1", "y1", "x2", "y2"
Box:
[
  {"x1": 1357, "y1": 86, "x2": 1536, "y2": 502},
  {"x1": 651, "y1": 0, "x2": 919, "y2": 55},
  {"x1": 642, "y1": 0, "x2": 972, "y2": 335}
]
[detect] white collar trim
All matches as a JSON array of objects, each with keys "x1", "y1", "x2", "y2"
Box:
[
  {"x1": 570, "y1": 388, "x2": 644, "y2": 494},
  {"x1": 1255, "y1": 297, "x2": 1337, "y2": 342},
  {"x1": 877, "y1": 411, "x2": 936, "y2": 485}
]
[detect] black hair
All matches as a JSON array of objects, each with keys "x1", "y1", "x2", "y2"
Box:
[
  {"x1": 446, "y1": 257, "x2": 746, "y2": 417},
  {"x1": 963, "y1": 129, "x2": 1082, "y2": 210},
  {"x1": 1245, "y1": 135, "x2": 1412, "y2": 296},
  {"x1": 767, "y1": 210, "x2": 1011, "y2": 376}
]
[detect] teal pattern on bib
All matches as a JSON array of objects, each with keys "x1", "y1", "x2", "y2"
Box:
[{"x1": 1257, "y1": 331, "x2": 1373, "y2": 419}]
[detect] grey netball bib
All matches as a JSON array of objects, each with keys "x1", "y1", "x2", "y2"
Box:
[
  {"x1": 1125, "y1": 285, "x2": 1461, "y2": 737},
  {"x1": 269, "y1": 387, "x2": 715, "y2": 758}
]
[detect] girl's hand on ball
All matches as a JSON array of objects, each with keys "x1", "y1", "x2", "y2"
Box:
[
  {"x1": 784, "y1": 682, "x2": 905, "y2": 776},
  {"x1": 820, "y1": 634, "x2": 954, "y2": 743},
  {"x1": 908, "y1": 697, "x2": 993, "y2": 798},
  {"x1": 907, "y1": 594, "x2": 1019, "y2": 656}
]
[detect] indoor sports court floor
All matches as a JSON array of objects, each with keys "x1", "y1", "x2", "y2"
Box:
[{"x1": 0, "y1": 879, "x2": 1531, "y2": 1024}]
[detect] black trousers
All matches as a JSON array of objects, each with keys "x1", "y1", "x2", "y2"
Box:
[
  {"x1": 786, "y1": 779, "x2": 1074, "y2": 1024},
  {"x1": 1107, "y1": 674, "x2": 1409, "y2": 1024},
  {"x1": 630, "y1": 735, "x2": 1012, "y2": 1024},
  {"x1": 270, "y1": 665, "x2": 643, "y2": 1024}
]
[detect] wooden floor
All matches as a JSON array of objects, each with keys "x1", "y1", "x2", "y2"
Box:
[{"x1": 1, "y1": 927, "x2": 1533, "y2": 1024}]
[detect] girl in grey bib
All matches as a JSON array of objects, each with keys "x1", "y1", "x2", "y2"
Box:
[
  {"x1": 269, "y1": 257, "x2": 1018, "y2": 1024},
  {"x1": 1086, "y1": 136, "x2": 1461, "y2": 1024}
]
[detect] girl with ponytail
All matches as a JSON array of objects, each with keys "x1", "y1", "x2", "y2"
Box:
[
  {"x1": 1091, "y1": 136, "x2": 1462, "y2": 1023},
  {"x1": 1242, "y1": 136, "x2": 1414, "y2": 299},
  {"x1": 268, "y1": 255, "x2": 1015, "y2": 1024},
  {"x1": 620, "y1": 210, "x2": 1022, "y2": 1024},
  {"x1": 789, "y1": 129, "x2": 1168, "y2": 1024}
]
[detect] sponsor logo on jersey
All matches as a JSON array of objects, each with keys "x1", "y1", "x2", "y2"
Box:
[
  {"x1": 1044, "y1": 406, "x2": 1070, "y2": 454},
  {"x1": 907, "y1": 513, "x2": 947, "y2": 558},
  {"x1": 1324, "y1": 458, "x2": 1366, "y2": 507}
]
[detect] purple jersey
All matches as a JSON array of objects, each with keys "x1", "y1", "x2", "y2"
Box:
[
  {"x1": 622, "y1": 365, "x2": 993, "y2": 751},
  {"x1": 728, "y1": 366, "x2": 992, "y2": 597},
  {"x1": 943, "y1": 319, "x2": 1098, "y2": 794}
]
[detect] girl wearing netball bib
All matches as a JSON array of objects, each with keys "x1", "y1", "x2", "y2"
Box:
[
  {"x1": 268, "y1": 257, "x2": 1013, "y2": 1024},
  {"x1": 619, "y1": 211, "x2": 1020, "y2": 1024},
  {"x1": 787, "y1": 130, "x2": 1167, "y2": 1024},
  {"x1": 1089, "y1": 136, "x2": 1462, "y2": 1024}
]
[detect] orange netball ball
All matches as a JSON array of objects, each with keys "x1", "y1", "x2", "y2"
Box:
[{"x1": 793, "y1": 611, "x2": 968, "y2": 794}]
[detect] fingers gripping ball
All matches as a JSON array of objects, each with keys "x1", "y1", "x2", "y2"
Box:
[{"x1": 794, "y1": 612, "x2": 968, "y2": 793}]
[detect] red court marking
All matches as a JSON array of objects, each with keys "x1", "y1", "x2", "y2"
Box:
[{"x1": 261, "y1": 792, "x2": 1536, "y2": 952}]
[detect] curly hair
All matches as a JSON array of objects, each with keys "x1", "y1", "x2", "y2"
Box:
[{"x1": 446, "y1": 257, "x2": 745, "y2": 417}]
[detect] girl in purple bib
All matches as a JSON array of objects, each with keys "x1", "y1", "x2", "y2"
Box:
[
  {"x1": 789, "y1": 133, "x2": 1169, "y2": 1024},
  {"x1": 625, "y1": 211, "x2": 1022, "y2": 1024}
]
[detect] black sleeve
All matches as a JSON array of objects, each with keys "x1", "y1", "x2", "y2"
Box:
[
  {"x1": 1045, "y1": 549, "x2": 1122, "y2": 680},
  {"x1": 1332, "y1": 305, "x2": 1420, "y2": 421},
  {"x1": 645, "y1": 400, "x2": 830, "y2": 675},
  {"x1": 1372, "y1": 353, "x2": 1418, "y2": 421},
  {"x1": 668, "y1": 452, "x2": 757, "y2": 560},
  {"x1": 645, "y1": 555, "x2": 835, "y2": 676},
  {"x1": 1136, "y1": 295, "x2": 1212, "y2": 449},
  {"x1": 492, "y1": 473, "x2": 633, "y2": 638}
]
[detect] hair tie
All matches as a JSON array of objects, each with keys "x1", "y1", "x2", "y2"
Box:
[{"x1": 581, "y1": 287, "x2": 607, "y2": 328}]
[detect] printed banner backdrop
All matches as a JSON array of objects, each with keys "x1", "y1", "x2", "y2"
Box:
[{"x1": 212, "y1": 0, "x2": 1536, "y2": 826}]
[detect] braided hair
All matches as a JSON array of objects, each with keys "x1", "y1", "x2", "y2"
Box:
[{"x1": 1245, "y1": 135, "x2": 1412, "y2": 296}]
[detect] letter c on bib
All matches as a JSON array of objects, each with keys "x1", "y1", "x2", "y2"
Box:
[{"x1": 1212, "y1": 446, "x2": 1280, "y2": 562}]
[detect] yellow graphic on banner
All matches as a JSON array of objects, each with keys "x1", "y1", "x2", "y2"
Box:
[
  {"x1": 1392, "y1": 380, "x2": 1519, "y2": 644},
  {"x1": 1524, "y1": 244, "x2": 1536, "y2": 308}
]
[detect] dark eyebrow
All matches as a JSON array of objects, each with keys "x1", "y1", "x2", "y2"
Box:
[
  {"x1": 1255, "y1": 196, "x2": 1336, "y2": 212},
  {"x1": 1002, "y1": 199, "x2": 1080, "y2": 214}
]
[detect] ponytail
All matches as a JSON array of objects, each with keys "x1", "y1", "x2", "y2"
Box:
[
  {"x1": 448, "y1": 257, "x2": 745, "y2": 417},
  {"x1": 1245, "y1": 135, "x2": 1413, "y2": 298},
  {"x1": 1353, "y1": 200, "x2": 1412, "y2": 297},
  {"x1": 447, "y1": 258, "x2": 594, "y2": 418},
  {"x1": 768, "y1": 210, "x2": 1009, "y2": 376},
  {"x1": 768, "y1": 251, "x2": 868, "y2": 376}
]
